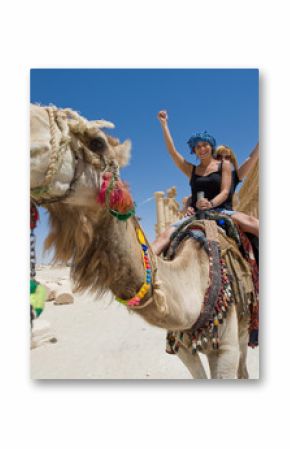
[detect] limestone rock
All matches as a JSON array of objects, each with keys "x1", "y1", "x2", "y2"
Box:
[
  {"x1": 31, "y1": 319, "x2": 57, "y2": 349},
  {"x1": 54, "y1": 293, "x2": 74, "y2": 305},
  {"x1": 46, "y1": 289, "x2": 57, "y2": 301}
]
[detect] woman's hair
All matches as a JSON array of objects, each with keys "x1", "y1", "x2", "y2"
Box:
[
  {"x1": 187, "y1": 131, "x2": 216, "y2": 154},
  {"x1": 216, "y1": 145, "x2": 239, "y2": 172}
]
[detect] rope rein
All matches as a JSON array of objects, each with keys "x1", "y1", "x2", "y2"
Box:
[{"x1": 43, "y1": 107, "x2": 61, "y2": 186}]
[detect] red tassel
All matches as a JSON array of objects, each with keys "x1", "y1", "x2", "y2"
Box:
[
  {"x1": 97, "y1": 172, "x2": 134, "y2": 214},
  {"x1": 110, "y1": 180, "x2": 134, "y2": 213}
]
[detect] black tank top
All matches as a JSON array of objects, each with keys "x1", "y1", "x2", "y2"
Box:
[{"x1": 189, "y1": 162, "x2": 235, "y2": 210}]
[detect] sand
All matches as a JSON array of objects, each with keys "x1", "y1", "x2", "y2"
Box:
[{"x1": 31, "y1": 266, "x2": 259, "y2": 380}]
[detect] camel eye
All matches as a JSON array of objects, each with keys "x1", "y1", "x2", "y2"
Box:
[{"x1": 89, "y1": 137, "x2": 107, "y2": 153}]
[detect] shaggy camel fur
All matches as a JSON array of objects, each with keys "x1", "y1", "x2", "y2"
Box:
[{"x1": 30, "y1": 104, "x2": 252, "y2": 379}]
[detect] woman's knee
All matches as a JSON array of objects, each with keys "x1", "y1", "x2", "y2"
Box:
[
  {"x1": 165, "y1": 226, "x2": 175, "y2": 239},
  {"x1": 233, "y1": 212, "x2": 258, "y2": 226},
  {"x1": 160, "y1": 226, "x2": 174, "y2": 240},
  {"x1": 248, "y1": 216, "x2": 259, "y2": 226}
]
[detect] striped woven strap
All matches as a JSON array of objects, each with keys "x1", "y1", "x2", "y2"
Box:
[{"x1": 203, "y1": 220, "x2": 219, "y2": 242}]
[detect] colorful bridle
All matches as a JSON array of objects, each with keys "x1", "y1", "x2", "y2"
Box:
[{"x1": 96, "y1": 171, "x2": 153, "y2": 308}]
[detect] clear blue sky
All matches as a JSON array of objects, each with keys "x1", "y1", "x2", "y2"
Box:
[{"x1": 31, "y1": 69, "x2": 258, "y2": 263}]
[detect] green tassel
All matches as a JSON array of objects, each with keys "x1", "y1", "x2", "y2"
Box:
[
  {"x1": 30, "y1": 279, "x2": 38, "y2": 294},
  {"x1": 110, "y1": 208, "x2": 135, "y2": 221}
]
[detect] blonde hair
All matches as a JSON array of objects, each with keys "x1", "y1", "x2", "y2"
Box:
[{"x1": 216, "y1": 145, "x2": 239, "y2": 173}]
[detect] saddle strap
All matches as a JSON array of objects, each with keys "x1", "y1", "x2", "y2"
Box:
[{"x1": 203, "y1": 220, "x2": 219, "y2": 242}]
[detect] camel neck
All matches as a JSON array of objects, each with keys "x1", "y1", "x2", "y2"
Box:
[
  {"x1": 105, "y1": 214, "x2": 208, "y2": 330},
  {"x1": 109, "y1": 219, "x2": 146, "y2": 298}
]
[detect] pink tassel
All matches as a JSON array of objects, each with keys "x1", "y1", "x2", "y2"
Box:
[{"x1": 97, "y1": 172, "x2": 113, "y2": 204}]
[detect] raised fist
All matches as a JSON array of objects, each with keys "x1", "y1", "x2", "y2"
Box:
[{"x1": 157, "y1": 110, "x2": 168, "y2": 124}]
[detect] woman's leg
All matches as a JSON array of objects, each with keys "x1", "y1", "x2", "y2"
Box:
[
  {"x1": 151, "y1": 226, "x2": 176, "y2": 255},
  {"x1": 231, "y1": 212, "x2": 259, "y2": 237}
]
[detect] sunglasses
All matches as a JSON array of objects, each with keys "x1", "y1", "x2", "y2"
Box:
[{"x1": 216, "y1": 154, "x2": 231, "y2": 161}]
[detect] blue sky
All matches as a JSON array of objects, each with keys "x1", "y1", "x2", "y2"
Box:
[{"x1": 31, "y1": 69, "x2": 258, "y2": 263}]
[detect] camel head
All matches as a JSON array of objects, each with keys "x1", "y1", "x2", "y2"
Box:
[
  {"x1": 30, "y1": 104, "x2": 132, "y2": 208},
  {"x1": 30, "y1": 104, "x2": 135, "y2": 270}
]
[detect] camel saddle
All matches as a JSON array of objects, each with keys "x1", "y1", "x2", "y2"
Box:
[{"x1": 164, "y1": 214, "x2": 259, "y2": 353}]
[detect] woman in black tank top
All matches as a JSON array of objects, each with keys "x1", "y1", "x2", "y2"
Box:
[
  {"x1": 151, "y1": 110, "x2": 259, "y2": 256},
  {"x1": 190, "y1": 161, "x2": 234, "y2": 211}
]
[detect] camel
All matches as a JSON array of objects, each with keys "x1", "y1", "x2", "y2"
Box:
[{"x1": 30, "y1": 104, "x2": 257, "y2": 379}]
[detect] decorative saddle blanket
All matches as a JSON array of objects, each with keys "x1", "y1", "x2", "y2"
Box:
[{"x1": 165, "y1": 214, "x2": 259, "y2": 355}]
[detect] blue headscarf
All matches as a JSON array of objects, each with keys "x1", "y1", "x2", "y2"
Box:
[{"x1": 187, "y1": 131, "x2": 217, "y2": 154}]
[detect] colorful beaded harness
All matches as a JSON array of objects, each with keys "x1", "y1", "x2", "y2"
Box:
[
  {"x1": 115, "y1": 227, "x2": 152, "y2": 308},
  {"x1": 96, "y1": 170, "x2": 153, "y2": 308}
]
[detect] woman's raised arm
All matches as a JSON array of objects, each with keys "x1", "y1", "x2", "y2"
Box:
[
  {"x1": 238, "y1": 142, "x2": 259, "y2": 180},
  {"x1": 158, "y1": 110, "x2": 193, "y2": 178}
]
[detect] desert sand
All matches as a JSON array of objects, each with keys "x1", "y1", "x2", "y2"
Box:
[{"x1": 31, "y1": 265, "x2": 259, "y2": 380}]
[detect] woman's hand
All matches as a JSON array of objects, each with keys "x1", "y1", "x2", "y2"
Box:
[
  {"x1": 157, "y1": 110, "x2": 168, "y2": 126},
  {"x1": 185, "y1": 206, "x2": 195, "y2": 216},
  {"x1": 196, "y1": 198, "x2": 212, "y2": 210}
]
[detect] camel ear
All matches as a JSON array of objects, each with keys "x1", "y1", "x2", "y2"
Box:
[
  {"x1": 69, "y1": 119, "x2": 115, "y2": 134},
  {"x1": 86, "y1": 121, "x2": 115, "y2": 137},
  {"x1": 93, "y1": 120, "x2": 115, "y2": 129},
  {"x1": 114, "y1": 139, "x2": 132, "y2": 167}
]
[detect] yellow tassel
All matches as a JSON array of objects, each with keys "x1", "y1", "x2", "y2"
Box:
[{"x1": 137, "y1": 228, "x2": 146, "y2": 245}]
